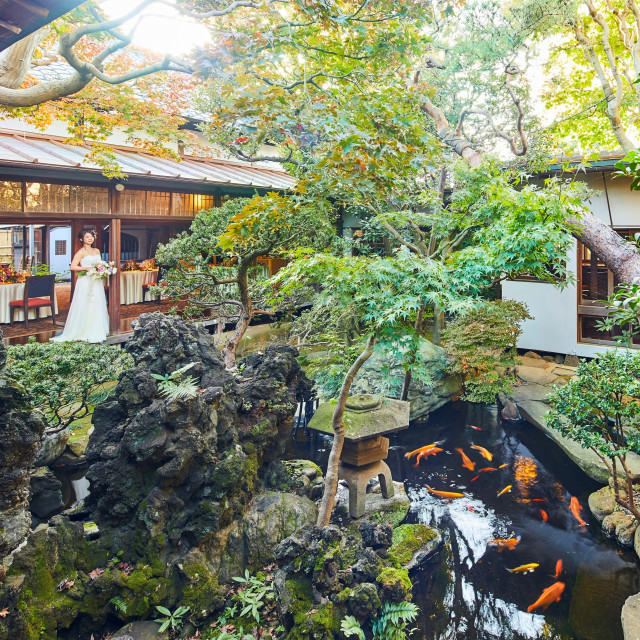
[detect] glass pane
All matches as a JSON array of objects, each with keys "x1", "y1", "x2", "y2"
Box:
[
  {"x1": 26, "y1": 182, "x2": 69, "y2": 212},
  {"x1": 69, "y1": 185, "x2": 109, "y2": 214},
  {"x1": 121, "y1": 189, "x2": 146, "y2": 216},
  {"x1": 0, "y1": 181, "x2": 22, "y2": 211},
  {"x1": 173, "y1": 193, "x2": 215, "y2": 216}
]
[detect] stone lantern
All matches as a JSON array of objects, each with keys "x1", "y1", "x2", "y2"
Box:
[{"x1": 307, "y1": 393, "x2": 410, "y2": 518}]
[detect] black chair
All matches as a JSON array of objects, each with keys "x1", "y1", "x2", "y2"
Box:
[
  {"x1": 9, "y1": 274, "x2": 57, "y2": 329},
  {"x1": 142, "y1": 265, "x2": 170, "y2": 302}
]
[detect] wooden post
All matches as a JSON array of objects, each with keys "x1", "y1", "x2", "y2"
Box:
[
  {"x1": 70, "y1": 218, "x2": 82, "y2": 300},
  {"x1": 108, "y1": 217, "x2": 122, "y2": 334},
  {"x1": 42, "y1": 224, "x2": 49, "y2": 267}
]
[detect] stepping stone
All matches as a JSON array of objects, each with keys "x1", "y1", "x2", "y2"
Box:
[
  {"x1": 516, "y1": 356, "x2": 555, "y2": 370},
  {"x1": 511, "y1": 383, "x2": 553, "y2": 404},
  {"x1": 516, "y1": 366, "x2": 558, "y2": 386}
]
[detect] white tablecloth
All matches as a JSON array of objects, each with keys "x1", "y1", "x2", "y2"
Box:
[
  {"x1": 121, "y1": 270, "x2": 158, "y2": 305},
  {"x1": 0, "y1": 282, "x2": 58, "y2": 324}
]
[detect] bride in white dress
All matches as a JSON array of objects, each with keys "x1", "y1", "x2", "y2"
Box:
[{"x1": 51, "y1": 230, "x2": 110, "y2": 343}]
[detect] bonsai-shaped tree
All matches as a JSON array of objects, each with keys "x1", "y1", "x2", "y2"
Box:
[
  {"x1": 155, "y1": 194, "x2": 334, "y2": 368},
  {"x1": 547, "y1": 351, "x2": 640, "y2": 520}
]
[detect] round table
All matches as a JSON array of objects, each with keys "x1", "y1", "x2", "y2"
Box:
[
  {"x1": 0, "y1": 282, "x2": 58, "y2": 324},
  {"x1": 120, "y1": 269, "x2": 159, "y2": 305}
]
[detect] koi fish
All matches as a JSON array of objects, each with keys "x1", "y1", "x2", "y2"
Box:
[
  {"x1": 488, "y1": 537, "x2": 520, "y2": 552},
  {"x1": 471, "y1": 475, "x2": 480, "y2": 482},
  {"x1": 455, "y1": 448, "x2": 476, "y2": 471},
  {"x1": 471, "y1": 445, "x2": 493, "y2": 461},
  {"x1": 531, "y1": 498, "x2": 546, "y2": 503},
  {"x1": 413, "y1": 447, "x2": 443, "y2": 467},
  {"x1": 540, "y1": 509, "x2": 548, "y2": 523},
  {"x1": 569, "y1": 496, "x2": 587, "y2": 527},
  {"x1": 426, "y1": 485, "x2": 465, "y2": 499},
  {"x1": 467, "y1": 425, "x2": 483, "y2": 431},
  {"x1": 508, "y1": 563, "x2": 539, "y2": 574},
  {"x1": 498, "y1": 464, "x2": 509, "y2": 469},
  {"x1": 553, "y1": 559, "x2": 563, "y2": 579},
  {"x1": 527, "y1": 581, "x2": 565, "y2": 613},
  {"x1": 497, "y1": 484, "x2": 512, "y2": 497},
  {"x1": 405, "y1": 441, "x2": 445, "y2": 459},
  {"x1": 478, "y1": 467, "x2": 497, "y2": 473}
]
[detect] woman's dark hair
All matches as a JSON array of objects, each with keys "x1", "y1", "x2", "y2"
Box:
[{"x1": 78, "y1": 229, "x2": 97, "y2": 241}]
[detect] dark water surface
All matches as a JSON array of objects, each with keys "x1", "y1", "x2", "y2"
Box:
[{"x1": 288, "y1": 401, "x2": 640, "y2": 640}]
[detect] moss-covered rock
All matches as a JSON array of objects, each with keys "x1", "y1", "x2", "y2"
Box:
[
  {"x1": 376, "y1": 566, "x2": 412, "y2": 603},
  {"x1": 388, "y1": 523, "x2": 440, "y2": 569}
]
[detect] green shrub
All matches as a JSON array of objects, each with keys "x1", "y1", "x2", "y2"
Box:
[
  {"x1": 5, "y1": 341, "x2": 132, "y2": 432},
  {"x1": 442, "y1": 300, "x2": 531, "y2": 403}
]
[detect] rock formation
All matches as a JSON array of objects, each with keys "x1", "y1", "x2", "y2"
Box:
[
  {"x1": 0, "y1": 329, "x2": 45, "y2": 560},
  {"x1": 0, "y1": 314, "x2": 317, "y2": 640}
]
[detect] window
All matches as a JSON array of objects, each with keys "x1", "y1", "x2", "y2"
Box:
[
  {"x1": 55, "y1": 240, "x2": 67, "y2": 256},
  {"x1": 172, "y1": 192, "x2": 215, "y2": 216},
  {"x1": 578, "y1": 231, "x2": 640, "y2": 347},
  {"x1": 0, "y1": 181, "x2": 22, "y2": 211},
  {"x1": 26, "y1": 183, "x2": 108, "y2": 213}
]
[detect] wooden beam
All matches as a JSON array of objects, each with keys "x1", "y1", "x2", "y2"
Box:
[
  {"x1": 13, "y1": 0, "x2": 49, "y2": 17},
  {"x1": 108, "y1": 213, "x2": 122, "y2": 335},
  {"x1": 0, "y1": 20, "x2": 21, "y2": 35}
]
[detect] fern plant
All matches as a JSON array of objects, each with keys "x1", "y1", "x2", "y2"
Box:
[
  {"x1": 341, "y1": 615, "x2": 365, "y2": 639},
  {"x1": 150, "y1": 362, "x2": 199, "y2": 400},
  {"x1": 109, "y1": 595, "x2": 127, "y2": 615},
  {"x1": 371, "y1": 602, "x2": 419, "y2": 640}
]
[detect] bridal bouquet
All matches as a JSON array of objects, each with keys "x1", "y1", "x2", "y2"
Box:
[{"x1": 79, "y1": 260, "x2": 117, "y2": 280}]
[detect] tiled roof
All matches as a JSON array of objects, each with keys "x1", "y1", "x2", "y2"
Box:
[
  {"x1": 0, "y1": 0, "x2": 86, "y2": 51},
  {"x1": 0, "y1": 129, "x2": 296, "y2": 190}
]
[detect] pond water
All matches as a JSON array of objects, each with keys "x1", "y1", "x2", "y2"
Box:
[{"x1": 288, "y1": 401, "x2": 640, "y2": 640}]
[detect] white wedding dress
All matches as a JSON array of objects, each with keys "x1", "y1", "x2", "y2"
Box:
[{"x1": 51, "y1": 254, "x2": 110, "y2": 343}]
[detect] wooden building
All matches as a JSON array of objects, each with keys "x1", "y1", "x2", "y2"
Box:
[{"x1": 0, "y1": 128, "x2": 295, "y2": 335}]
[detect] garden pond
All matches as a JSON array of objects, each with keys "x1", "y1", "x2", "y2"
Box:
[{"x1": 288, "y1": 401, "x2": 640, "y2": 640}]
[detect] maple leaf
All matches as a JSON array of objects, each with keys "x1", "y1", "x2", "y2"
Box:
[
  {"x1": 0, "y1": 608, "x2": 8, "y2": 617},
  {"x1": 88, "y1": 568, "x2": 105, "y2": 580}
]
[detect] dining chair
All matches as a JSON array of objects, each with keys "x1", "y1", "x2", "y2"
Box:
[
  {"x1": 142, "y1": 265, "x2": 170, "y2": 302},
  {"x1": 9, "y1": 274, "x2": 57, "y2": 329}
]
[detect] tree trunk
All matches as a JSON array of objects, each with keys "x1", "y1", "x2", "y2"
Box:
[
  {"x1": 432, "y1": 306, "x2": 445, "y2": 346},
  {"x1": 569, "y1": 210, "x2": 640, "y2": 283},
  {"x1": 316, "y1": 335, "x2": 376, "y2": 528},
  {"x1": 222, "y1": 259, "x2": 252, "y2": 369},
  {"x1": 400, "y1": 305, "x2": 424, "y2": 401},
  {"x1": 0, "y1": 31, "x2": 43, "y2": 89}
]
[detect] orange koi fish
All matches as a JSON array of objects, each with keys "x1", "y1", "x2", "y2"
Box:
[
  {"x1": 471, "y1": 445, "x2": 493, "y2": 461},
  {"x1": 498, "y1": 464, "x2": 509, "y2": 469},
  {"x1": 467, "y1": 425, "x2": 483, "y2": 431},
  {"x1": 413, "y1": 447, "x2": 443, "y2": 467},
  {"x1": 426, "y1": 485, "x2": 465, "y2": 499},
  {"x1": 508, "y1": 563, "x2": 539, "y2": 574},
  {"x1": 478, "y1": 467, "x2": 497, "y2": 473},
  {"x1": 569, "y1": 496, "x2": 587, "y2": 527},
  {"x1": 497, "y1": 484, "x2": 512, "y2": 497},
  {"x1": 540, "y1": 509, "x2": 548, "y2": 523},
  {"x1": 455, "y1": 448, "x2": 476, "y2": 471},
  {"x1": 471, "y1": 475, "x2": 480, "y2": 482},
  {"x1": 488, "y1": 537, "x2": 520, "y2": 552},
  {"x1": 405, "y1": 441, "x2": 444, "y2": 459},
  {"x1": 527, "y1": 582, "x2": 565, "y2": 613},
  {"x1": 553, "y1": 559, "x2": 563, "y2": 579},
  {"x1": 531, "y1": 498, "x2": 546, "y2": 503}
]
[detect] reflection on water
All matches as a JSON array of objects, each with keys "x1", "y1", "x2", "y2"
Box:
[{"x1": 287, "y1": 401, "x2": 640, "y2": 640}]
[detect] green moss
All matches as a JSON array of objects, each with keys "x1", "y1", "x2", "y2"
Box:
[
  {"x1": 181, "y1": 561, "x2": 224, "y2": 618},
  {"x1": 122, "y1": 564, "x2": 171, "y2": 618},
  {"x1": 376, "y1": 567, "x2": 412, "y2": 594},
  {"x1": 388, "y1": 524, "x2": 436, "y2": 566}
]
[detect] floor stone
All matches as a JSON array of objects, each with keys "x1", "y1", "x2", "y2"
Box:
[
  {"x1": 516, "y1": 366, "x2": 559, "y2": 386},
  {"x1": 113, "y1": 621, "x2": 169, "y2": 640},
  {"x1": 515, "y1": 356, "x2": 555, "y2": 370},
  {"x1": 510, "y1": 383, "x2": 553, "y2": 404}
]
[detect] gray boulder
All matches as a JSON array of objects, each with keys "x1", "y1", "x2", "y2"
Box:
[
  {"x1": 622, "y1": 593, "x2": 640, "y2": 640},
  {"x1": 29, "y1": 467, "x2": 64, "y2": 520},
  {"x1": 217, "y1": 491, "x2": 317, "y2": 580},
  {"x1": 34, "y1": 427, "x2": 72, "y2": 467},
  {"x1": 602, "y1": 511, "x2": 638, "y2": 548},
  {"x1": 588, "y1": 486, "x2": 616, "y2": 522},
  {"x1": 349, "y1": 338, "x2": 462, "y2": 420}
]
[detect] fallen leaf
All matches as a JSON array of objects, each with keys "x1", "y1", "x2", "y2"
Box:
[{"x1": 0, "y1": 608, "x2": 8, "y2": 618}]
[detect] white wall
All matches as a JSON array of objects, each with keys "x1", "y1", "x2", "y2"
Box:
[
  {"x1": 502, "y1": 170, "x2": 640, "y2": 357},
  {"x1": 49, "y1": 226, "x2": 71, "y2": 276}
]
